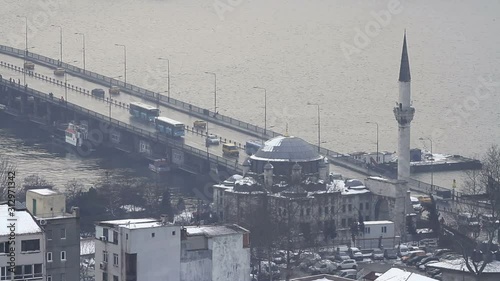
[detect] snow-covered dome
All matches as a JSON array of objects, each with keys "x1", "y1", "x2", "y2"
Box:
[{"x1": 250, "y1": 136, "x2": 322, "y2": 162}]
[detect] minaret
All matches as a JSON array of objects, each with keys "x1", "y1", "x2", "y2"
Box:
[{"x1": 393, "y1": 32, "x2": 415, "y2": 181}]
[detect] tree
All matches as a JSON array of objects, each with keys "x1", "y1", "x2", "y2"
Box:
[
  {"x1": 427, "y1": 195, "x2": 441, "y2": 235},
  {"x1": 455, "y1": 145, "x2": 500, "y2": 280},
  {"x1": 23, "y1": 174, "x2": 54, "y2": 189},
  {"x1": 0, "y1": 156, "x2": 21, "y2": 202},
  {"x1": 60, "y1": 179, "x2": 85, "y2": 205}
]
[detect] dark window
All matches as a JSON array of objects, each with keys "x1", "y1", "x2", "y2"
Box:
[
  {"x1": 151, "y1": 233, "x2": 155, "y2": 238},
  {"x1": 47, "y1": 252, "x2": 53, "y2": 262},
  {"x1": 21, "y1": 239, "x2": 40, "y2": 252},
  {"x1": 60, "y1": 228, "x2": 66, "y2": 239},
  {"x1": 14, "y1": 266, "x2": 22, "y2": 279},
  {"x1": 348, "y1": 204, "x2": 352, "y2": 212},
  {"x1": 34, "y1": 264, "x2": 42, "y2": 277},
  {"x1": 61, "y1": 251, "x2": 66, "y2": 261},
  {"x1": 365, "y1": 216, "x2": 370, "y2": 221},
  {"x1": 103, "y1": 251, "x2": 108, "y2": 263},
  {"x1": 47, "y1": 276, "x2": 52, "y2": 281},
  {"x1": 113, "y1": 231, "x2": 118, "y2": 244},
  {"x1": 113, "y1": 275, "x2": 119, "y2": 281},
  {"x1": 103, "y1": 228, "x2": 109, "y2": 240},
  {"x1": 126, "y1": 234, "x2": 128, "y2": 240},
  {"x1": 342, "y1": 205, "x2": 346, "y2": 213},
  {"x1": 102, "y1": 273, "x2": 108, "y2": 281},
  {"x1": 348, "y1": 218, "x2": 353, "y2": 226},
  {"x1": 0, "y1": 242, "x2": 9, "y2": 253},
  {"x1": 172, "y1": 231, "x2": 176, "y2": 236},
  {"x1": 341, "y1": 219, "x2": 346, "y2": 227},
  {"x1": 47, "y1": 230, "x2": 52, "y2": 240},
  {"x1": 114, "y1": 254, "x2": 119, "y2": 266}
]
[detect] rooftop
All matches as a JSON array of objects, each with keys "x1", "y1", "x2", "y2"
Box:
[
  {"x1": 364, "y1": 220, "x2": 394, "y2": 225},
  {"x1": 427, "y1": 258, "x2": 500, "y2": 273},
  {"x1": 0, "y1": 204, "x2": 42, "y2": 236},
  {"x1": 290, "y1": 274, "x2": 353, "y2": 281},
  {"x1": 98, "y1": 218, "x2": 174, "y2": 229},
  {"x1": 28, "y1": 188, "x2": 58, "y2": 196},
  {"x1": 185, "y1": 224, "x2": 249, "y2": 237},
  {"x1": 250, "y1": 135, "x2": 323, "y2": 162},
  {"x1": 375, "y1": 268, "x2": 435, "y2": 281}
]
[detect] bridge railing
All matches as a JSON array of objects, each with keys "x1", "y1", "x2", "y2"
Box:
[{"x1": 0, "y1": 77, "x2": 242, "y2": 173}]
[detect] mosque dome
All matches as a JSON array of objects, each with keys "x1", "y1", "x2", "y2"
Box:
[{"x1": 250, "y1": 136, "x2": 322, "y2": 163}]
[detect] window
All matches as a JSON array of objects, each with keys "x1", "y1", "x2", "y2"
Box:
[
  {"x1": 113, "y1": 231, "x2": 118, "y2": 244},
  {"x1": 47, "y1": 275, "x2": 52, "y2": 281},
  {"x1": 21, "y1": 239, "x2": 40, "y2": 252},
  {"x1": 126, "y1": 234, "x2": 128, "y2": 240},
  {"x1": 113, "y1": 275, "x2": 119, "y2": 281},
  {"x1": 359, "y1": 203, "x2": 363, "y2": 210},
  {"x1": 151, "y1": 233, "x2": 155, "y2": 238},
  {"x1": 0, "y1": 242, "x2": 9, "y2": 253},
  {"x1": 1, "y1": 267, "x2": 8, "y2": 280},
  {"x1": 47, "y1": 252, "x2": 53, "y2": 262},
  {"x1": 172, "y1": 231, "x2": 176, "y2": 236},
  {"x1": 348, "y1": 204, "x2": 352, "y2": 212},
  {"x1": 103, "y1": 251, "x2": 108, "y2": 263},
  {"x1": 103, "y1": 228, "x2": 109, "y2": 240},
  {"x1": 341, "y1": 219, "x2": 346, "y2": 227},
  {"x1": 34, "y1": 264, "x2": 42, "y2": 277},
  {"x1": 47, "y1": 230, "x2": 52, "y2": 240},
  {"x1": 347, "y1": 218, "x2": 353, "y2": 226},
  {"x1": 60, "y1": 273, "x2": 65, "y2": 281},
  {"x1": 382, "y1": 226, "x2": 387, "y2": 233},
  {"x1": 102, "y1": 273, "x2": 108, "y2": 281},
  {"x1": 61, "y1": 251, "x2": 66, "y2": 261},
  {"x1": 331, "y1": 206, "x2": 335, "y2": 214},
  {"x1": 342, "y1": 205, "x2": 346, "y2": 213},
  {"x1": 60, "y1": 228, "x2": 66, "y2": 239},
  {"x1": 113, "y1": 253, "x2": 119, "y2": 266},
  {"x1": 365, "y1": 227, "x2": 371, "y2": 234}
]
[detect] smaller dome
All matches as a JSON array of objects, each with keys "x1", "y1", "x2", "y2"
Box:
[
  {"x1": 250, "y1": 135, "x2": 322, "y2": 162},
  {"x1": 264, "y1": 162, "x2": 274, "y2": 170}
]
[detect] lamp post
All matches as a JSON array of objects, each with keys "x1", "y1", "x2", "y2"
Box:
[
  {"x1": 17, "y1": 15, "x2": 28, "y2": 85},
  {"x1": 366, "y1": 121, "x2": 379, "y2": 163},
  {"x1": 51, "y1": 25, "x2": 63, "y2": 65},
  {"x1": 114, "y1": 44, "x2": 127, "y2": 84},
  {"x1": 156, "y1": 90, "x2": 168, "y2": 109},
  {"x1": 158, "y1": 58, "x2": 170, "y2": 101},
  {"x1": 307, "y1": 102, "x2": 321, "y2": 153},
  {"x1": 64, "y1": 60, "x2": 78, "y2": 101},
  {"x1": 419, "y1": 137, "x2": 434, "y2": 193},
  {"x1": 253, "y1": 86, "x2": 267, "y2": 138},
  {"x1": 204, "y1": 72, "x2": 217, "y2": 115},
  {"x1": 75, "y1": 33, "x2": 86, "y2": 72},
  {"x1": 109, "y1": 75, "x2": 122, "y2": 120}
]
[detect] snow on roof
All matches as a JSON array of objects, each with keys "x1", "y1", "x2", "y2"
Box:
[
  {"x1": 98, "y1": 218, "x2": 171, "y2": 229},
  {"x1": 0, "y1": 204, "x2": 42, "y2": 235},
  {"x1": 28, "y1": 188, "x2": 58, "y2": 196},
  {"x1": 364, "y1": 220, "x2": 394, "y2": 225},
  {"x1": 375, "y1": 268, "x2": 436, "y2": 281},
  {"x1": 427, "y1": 258, "x2": 500, "y2": 273},
  {"x1": 80, "y1": 238, "x2": 95, "y2": 256},
  {"x1": 185, "y1": 224, "x2": 248, "y2": 237}
]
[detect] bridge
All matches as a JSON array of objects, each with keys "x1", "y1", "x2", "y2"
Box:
[{"x1": 0, "y1": 44, "x2": 466, "y2": 195}]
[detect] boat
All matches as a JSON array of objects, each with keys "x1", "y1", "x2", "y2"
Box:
[
  {"x1": 149, "y1": 158, "x2": 170, "y2": 173},
  {"x1": 65, "y1": 122, "x2": 88, "y2": 147}
]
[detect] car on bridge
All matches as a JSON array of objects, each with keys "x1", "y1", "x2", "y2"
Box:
[
  {"x1": 206, "y1": 134, "x2": 220, "y2": 146},
  {"x1": 222, "y1": 143, "x2": 239, "y2": 157},
  {"x1": 24, "y1": 61, "x2": 35, "y2": 70},
  {"x1": 109, "y1": 86, "x2": 120, "y2": 95},
  {"x1": 53, "y1": 67, "x2": 65, "y2": 76},
  {"x1": 193, "y1": 120, "x2": 207, "y2": 130},
  {"x1": 91, "y1": 88, "x2": 105, "y2": 98}
]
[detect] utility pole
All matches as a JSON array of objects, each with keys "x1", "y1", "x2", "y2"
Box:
[
  {"x1": 115, "y1": 44, "x2": 127, "y2": 84},
  {"x1": 307, "y1": 103, "x2": 321, "y2": 153},
  {"x1": 205, "y1": 72, "x2": 217, "y2": 114},
  {"x1": 253, "y1": 87, "x2": 267, "y2": 138},
  {"x1": 158, "y1": 58, "x2": 171, "y2": 101},
  {"x1": 17, "y1": 15, "x2": 28, "y2": 85},
  {"x1": 51, "y1": 25, "x2": 63, "y2": 65},
  {"x1": 366, "y1": 122, "x2": 379, "y2": 163},
  {"x1": 75, "y1": 33, "x2": 86, "y2": 71}
]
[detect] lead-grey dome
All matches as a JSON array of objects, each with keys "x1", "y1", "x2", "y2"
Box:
[{"x1": 250, "y1": 136, "x2": 322, "y2": 162}]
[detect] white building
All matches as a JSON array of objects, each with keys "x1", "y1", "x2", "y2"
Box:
[
  {"x1": 94, "y1": 217, "x2": 250, "y2": 281},
  {"x1": 0, "y1": 203, "x2": 45, "y2": 280},
  {"x1": 181, "y1": 225, "x2": 250, "y2": 281},
  {"x1": 375, "y1": 268, "x2": 436, "y2": 281},
  {"x1": 357, "y1": 221, "x2": 396, "y2": 249}
]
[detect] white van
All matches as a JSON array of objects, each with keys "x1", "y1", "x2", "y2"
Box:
[{"x1": 339, "y1": 269, "x2": 357, "y2": 278}]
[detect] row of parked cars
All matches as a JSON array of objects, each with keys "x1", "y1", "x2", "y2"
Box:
[{"x1": 398, "y1": 246, "x2": 460, "y2": 280}]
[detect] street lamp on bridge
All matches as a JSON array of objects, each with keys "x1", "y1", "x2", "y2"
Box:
[
  {"x1": 156, "y1": 90, "x2": 169, "y2": 110},
  {"x1": 50, "y1": 25, "x2": 63, "y2": 65},
  {"x1": 114, "y1": 44, "x2": 127, "y2": 84},
  {"x1": 307, "y1": 102, "x2": 321, "y2": 153},
  {"x1": 253, "y1": 86, "x2": 267, "y2": 138},
  {"x1": 158, "y1": 57, "x2": 170, "y2": 101},
  {"x1": 204, "y1": 72, "x2": 217, "y2": 115},
  {"x1": 366, "y1": 121, "x2": 379, "y2": 163},
  {"x1": 74, "y1": 33, "x2": 86, "y2": 72}
]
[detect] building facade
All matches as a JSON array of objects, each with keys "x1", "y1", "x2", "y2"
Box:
[
  {"x1": 94, "y1": 218, "x2": 250, "y2": 281},
  {"x1": 26, "y1": 189, "x2": 81, "y2": 281},
  {"x1": 0, "y1": 203, "x2": 45, "y2": 281}
]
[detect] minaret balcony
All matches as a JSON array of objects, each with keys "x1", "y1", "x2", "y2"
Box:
[{"x1": 393, "y1": 106, "x2": 415, "y2": 125}]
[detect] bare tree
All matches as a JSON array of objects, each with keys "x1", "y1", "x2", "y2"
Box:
[
  {"x1": 0, "y1": 156, "x2": 19, "y2": 202},
  {"x1": 60, "y1": 179, "x2": 85, "y2": 204},
  {"x1": 455, "y1": 145, "x2": 500, "y2": 279}
]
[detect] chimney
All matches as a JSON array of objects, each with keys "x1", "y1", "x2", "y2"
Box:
[
  {"x1": 160, "y1": 214, "x2": 168, "y2": 225},
  {"x1": 181, "y1": 227, "x2": 188, "y2": 240},
  {"x1": 263, "y1": 162, "x2": 274, "y2": 187},
  {"x1": 318, "y1": 157, "x2": 329, "y2": 181},
  {"x1": 71, "y1": 207, "x2": 80, "y2": 218}
]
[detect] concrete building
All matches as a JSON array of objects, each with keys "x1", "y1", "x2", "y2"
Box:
[
  {"x1": 26, "y1": 189, "x2": 81, "y2": 281},
  {"x1": 0, "y1": 203, "x2": 45, "y2": 281},
  {"x1": 94, "y1": 218, "x2": 250, "y2": 281},
  {"x1": 393, "y1": 32, "x2": 415, "y2": 181},
  {"x1": 427, "y1": 259, "x2": 500, "y2": 281}
]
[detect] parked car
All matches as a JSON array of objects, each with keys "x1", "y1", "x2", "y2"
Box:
[
  {"x1": 339, "y1": 269, "x2": 357, "y2": 279},
  {"x1": 205, "y1": 134, "x2": 220, "y2": 145},
  {"x1": 418, "y1": 260, "x2": 439, "y2": 271},
  {"x1": 396, "y1": 245, "x2": 410, "y2": 257},
  {"x1": 433, "y1": 249, "x2": 452, "y2": 257},
  {"x1": 360, "y1": 249, "x2": 374, "y2": 259},
  {"x1": 384, "y1": 249, "x2": 398, "y2": 259},
  {"x1": 402, "y1": 250, "x2": 426, "y2": 263},
  {"x1": 416, "y1": 257, "x2": 440, "y2": 268},
  {"x1": 407, "y1": 255, "x2": 428, "y2": 266},
  {"x1": 335, "y1": 252, "x2": 351, "y2": 262},
  {"x1": 336, "y1": 259, "x2": 357, "y2": 270},
  {"x1": 371, "y1": 249, "x2": 384, "y2": 260},
  {"x1": 308, "y1": 260, "x2": 336, "y2": 274},
  {"x1": 348, "y1": 247, "x2": 363, "y2": 261}
]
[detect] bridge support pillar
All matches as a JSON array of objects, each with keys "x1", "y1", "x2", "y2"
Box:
[
  {"x1": 46, "y1": 103, "x2": 52, "y2": 125},
  {"x1": 7, "y1": 92, "x2": 14, "y2": 107},
  {"x1": 20, "y1": 93, "x2": 27, "y2": 114},
  {"x1": 33, "y1": 97, "x2": 40, "y2": 117}
]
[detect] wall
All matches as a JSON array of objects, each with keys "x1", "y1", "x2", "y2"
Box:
[
  {"x1": 180, "y1": 243, "x2": 212, "y2": 281},
  {"x1": 211, "y1": 234, "x2": 250, "y2": 281},
  {"x1": 26, "y1": 191, "x2": 66, "y2": 218},
  {"x1": 45, "y1": 217, "x2": 80, "y2": 281},
  {"x1": 442, "y1": 271, "x2": 500, "y2": 281}
]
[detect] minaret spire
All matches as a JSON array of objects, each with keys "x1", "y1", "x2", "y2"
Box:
[{"x1": 399, "y1": 31, "x2": 411, "y2": 82}]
